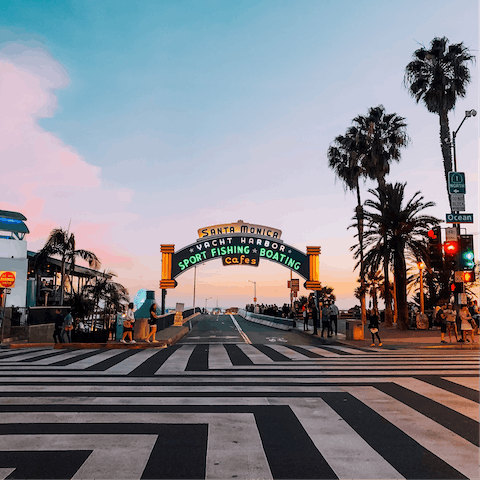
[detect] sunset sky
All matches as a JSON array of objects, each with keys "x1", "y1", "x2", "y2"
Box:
[{"x1": 1, "y1": 0, "x2": 478, "y2": 310}]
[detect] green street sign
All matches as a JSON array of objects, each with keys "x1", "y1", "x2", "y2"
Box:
[
  {"x1": 446, "y1": 213, "x2": 473, "y2": 223},
  {"x1": 448, "y1": 172, "x2": 466, "y2": 194}
]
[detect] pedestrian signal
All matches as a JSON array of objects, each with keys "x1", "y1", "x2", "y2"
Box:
[{"x1": 463, "y1": 271, "x2": 475, "y2": 282}]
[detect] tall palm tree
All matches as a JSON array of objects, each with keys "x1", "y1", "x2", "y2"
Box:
[
  {"x1": 354, "y1": 105, "x2": 410, "y2": 325},
  {"x1": 34, "y1": 228, "x2": 101, "y2": 305},
  {"x1": 404, "y1": 37, "x2": 475, "y2": 193},
  {"x1": 362, "y1": 183, "x2": 440, "y2": 329},
  {"x1": 327, "y1": 126, "x2": 367, "y2": 323}
]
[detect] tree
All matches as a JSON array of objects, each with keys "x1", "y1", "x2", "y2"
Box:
[
  {"x1": 362, "y1": 183, "x2": 440, "y2": 329},
  {"x1": 404, "y1": 37, "x2": 475, "y2": 195},
  {"x1": 353, "y1": 105, "x2": 410, "y2": 326},
  {"x1": 34, "y1": 228, "x2": 101, "y2": 305},
  {"x1": 327, "y1": 126, "x2": 367, "y2": 323}
]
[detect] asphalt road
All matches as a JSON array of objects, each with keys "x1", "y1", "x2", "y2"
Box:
[{"x1": 178, "y1": 313, "x2": 320, "y2": 345}]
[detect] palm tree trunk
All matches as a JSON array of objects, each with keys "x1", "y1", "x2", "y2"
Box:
[
  {"x1": 356, "y1": 184, "x2": 367, "y2": 324},
  {"x1": 393, "y1": 244, "x2": 409, "y2": 330},
  {"x1": 439, "y1": 110, "x2": 453, "y2": 207},
  {"x1": 60, "y1": 256, "x2": 65, "y2": 306}
]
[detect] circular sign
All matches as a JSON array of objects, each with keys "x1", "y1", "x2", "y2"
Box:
[{"x1": 0, "y1": 271, "x2": 16, "y2": 288}]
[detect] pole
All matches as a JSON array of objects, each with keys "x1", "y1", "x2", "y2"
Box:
[
  {"x1": 0, "y1": 292, "x2": 7, "y2": 345},
  {"x1": 418, "y1": 263, "x2": 425, "y2": 314},
  {"x1": 193, "y1": 266, "x2": 197, "y2": 311},
  {"x1": 161, "y1": 289, "x2": 166, "y2": 315}
]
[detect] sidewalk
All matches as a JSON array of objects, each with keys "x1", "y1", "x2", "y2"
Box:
[{"x1": 293, "y1": 319, "x2": 480, "y2": 350}]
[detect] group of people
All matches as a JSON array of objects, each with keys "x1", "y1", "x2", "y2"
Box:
[
  {"x1": 120, "y1": 302, "x2": 160, "y2": 344},
  {"x1": 245, "y1": 303, "x2": 294, "y2": 317},
  {"x1": 435, "y1": 302, "x2": 478, "y2": 344},
  {"x1": 301, "y1": 301, "x2": 340, "y2": 337},
  {"x1": 52, "y1": 308, "x2": 74, "y2": 343}
]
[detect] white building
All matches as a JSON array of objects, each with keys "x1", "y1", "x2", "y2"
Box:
[{"x1": 0, "y1": 210, "x2": 29, "y2": 310}]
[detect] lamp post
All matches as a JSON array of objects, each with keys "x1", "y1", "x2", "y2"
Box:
[
  {"x1": 452, "y1": 109, "x2": 477, "y2": 172},
  {"x1": 205, "y1": 297, "x2": 212, "y2": 313},
  {"x1": 193, "y1": 266, "x2": 197, "y2": 311},
  {"x1": 248, "y1": 280, "x2": 257, "y2": 305},
  {"x1": 417, "y1": 262, "x2": 425, "y2": 314}
]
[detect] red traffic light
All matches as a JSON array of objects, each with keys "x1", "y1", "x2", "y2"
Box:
[
  {"x1": 444, "y1": 241, "x2": 458, "y2": 255},
  {"x1": 428, "y1": 229, "x2": 437, "y2": 239}
]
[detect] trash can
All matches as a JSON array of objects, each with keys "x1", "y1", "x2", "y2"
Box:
[{"x1": 345, "y1": 320, "x2": 364, "y2": 340}]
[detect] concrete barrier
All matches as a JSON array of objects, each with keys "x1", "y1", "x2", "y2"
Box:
[{"x1": 238, "y1": 309, "x2": 293, "y2": 331}]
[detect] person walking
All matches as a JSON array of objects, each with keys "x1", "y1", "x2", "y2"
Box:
[
  {"x1": 146, "y1": 302, "x2": 160, "y2": 343},
  {"x1": 460, "y1": 305, "x2": 476, "y2": 343},
  {"x1": 328, "y1": 301, "x2": 339, "y2": 336},
  {"x1": 120, "y1": 303, "x2": 136, "y2": 344},
  {"x1": 61, "y1": 310, "x2": 74, "y2": 343},
  {"x1": 53, "y1": 308, "x2": 64, "y2": 344},
  {"x1": 368, "y1": 309, "x2": 382, "y2": 347},
  {"x1": 443, "y1": 304, "x2": 459, "y2": 342},
  {"x1": 320, "y1": 303, "x2": 331, "y2": 338}
]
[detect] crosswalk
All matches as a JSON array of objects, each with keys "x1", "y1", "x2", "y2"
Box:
[{"x1": 0, "y1": 344, "x2": 478, "y2": 479}]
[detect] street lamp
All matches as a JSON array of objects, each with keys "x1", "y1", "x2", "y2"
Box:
[
  {"x1": 248, "y1": 280, "x2": 257, "y2": 305},
  {"x1": 417, "y1": 262, "x2": 425, "y2": 314},
  {"x1": 205, "y1": 297, "x2": 212, "y2": 313},
  {"x1": 452, "y1": 109, "x2": 477, "y2": 172}
]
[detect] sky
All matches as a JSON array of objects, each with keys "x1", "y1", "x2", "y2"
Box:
[{"x1": 0, "y1": 0, "x2": 478, "y2": 310}]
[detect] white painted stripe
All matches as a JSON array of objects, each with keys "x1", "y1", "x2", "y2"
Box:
[
  {"x1": 208, "y1": 344, "x2": 233, "y2": 369},
  {"x1": 0, "y1": 348, "x2": 52, "y2": 362},
  {"x1": 0, "y1": 413, "x2": 273, "y2": 480},
  {"x1": 295, "y1": 345, "x2": 349, "y2": 357},
  {"x1": 32, "y1": 349, "x2": 98, "y2": 365},
  {"x1": 283, "y1": 397, "x2": 405, "y2": 479},
  {"x1": 0, "y1": 434, "x2": 157, "y2": 480},
  {"x1": 346, "y1": 386, "x2": 479, "y2": 480},
  {"x1": 325, "y1": 345, "x2": 370, "y2": 354},
  {"x1": 393, "y1": 378, "x2": 479, "y2": 421},
  {"x1": 103, "y1": 349, "x2": 160, "y2": 374},
  {"x1": 66, "y1": 349, "x2": 125, "y2": 369},
  {"x1": 229, "y1": 314, "x2": 252, "y2": 344},
  {"x1": 443, "y1": 376, "x2": 480, "y2": 391},
  {"x1": 236, "y1": 344, "x2": 275, "y2": 363},
  {"x1": 266, "y1": 344, "x2": 311, "y2": 360},
  {"x1": 155, "y1": 345, "x2": 195, "y2": 373}
]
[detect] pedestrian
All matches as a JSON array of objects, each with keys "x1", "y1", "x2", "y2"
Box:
[
  {"x1": 311, "y1": 301, "x2": 319, "y2": 336},
  {"x1": 436, "y1": 303, "x2": 448, "y2": 343},
  {"x1": 145, "y1": 302, "x2": 160, "y2": 343},
  {"x1": 302, "y1": 304, "x2": 309, "y2": 331},
  {"x1": 328, "y1": 301, "x2": 339, "y2": 336},
  {"x1": 368, "y1": 309, "x2": 382, "y2": 346},
  {"x1": 121, "y1": 303, "x2": 136, "y2": 344},
  {"x1": 460, "y1": 305, "x2": 476, "y2": 343},
  {"x1": 61, "y1": 310, "x2": 74, "y2": 343},
  {"x1": 321, "y1": 303, "x2": 331, "y2": 338},
  {"x1": 53, "y1": 308, "x2": 63, "y2": 344},
  {"x1": 443, "y1": 304, "x2": 459, "y2": 342}
]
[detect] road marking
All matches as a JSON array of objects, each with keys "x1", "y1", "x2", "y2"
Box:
[{"x1": 229, "y1": 314, "x2": 252, "y2": 344}]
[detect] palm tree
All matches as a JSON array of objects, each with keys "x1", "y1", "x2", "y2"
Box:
[
  {"x1": 362, "y1": 183, "x2": 440, "y2": 329},
  {"x1": 353, "y1": 105, "x2": 410, "y2": 326},
  {"x1": 327, "y1": 126, "x2": 367, "y2": 323},
  {"x1": 34, "y1": 228, "x2": 101, "y2": 305},
  {"x1": 404, "y1": 37, "x2": 475, "y2": 194}
]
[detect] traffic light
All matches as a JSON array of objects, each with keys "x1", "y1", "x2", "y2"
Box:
[
  {"x1": 427, "y1": 227, "x2": 443, "y2": 270},
  {"x1": 450, "y1": 282, "x2": 464, "y2": 293},
  {"x1": 443, "y1": 240, "x2": 459, "y2": 270},
  {"x1": 462, "y1": 271, "x2": 476, "y2": 283},
  {"x1": 459, "y1": 235, "x2": 475, "y2": 270}
]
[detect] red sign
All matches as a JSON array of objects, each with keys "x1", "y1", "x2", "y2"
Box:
[{"x1": 0, "y1": 271, "x2": 16, "y2": 288}]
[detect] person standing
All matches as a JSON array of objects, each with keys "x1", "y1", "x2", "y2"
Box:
[
  {"x1": 311, "y1": 301, "x2": 319, "y2": 336},
  {"x1": 121, "y1": 303, "x2": 136, "y2": 344},
  {"x1": 460, "y1": 305, "x2": 476, "y2": 343},
  {"x1": 436, "y1": 303, "x2": 447, "y2": 344},
  {"x1": 443, "y1": 304, "x2": 459, "y2": 342},
  {"x1": 368, "y1": 309, "x2": 382, "y2": 346},
  {"x1": 302, "y1": 304, "x2": 309, "y2": 331},
  {"x1": 321, "y1": 303, "x2": 331, "y2": 338},
  {"x1": 146, "y1": 302, "x2": 160, "y2": 343},
  {"x1": 328, "y1": 301, "x2": 339, "y2": 336},
  {"x1": 53, "y1": 308, "x2": 63, "y2": 344},
  {"x1": 61, "y1": 310, "x2": 74, "y2": 343}
]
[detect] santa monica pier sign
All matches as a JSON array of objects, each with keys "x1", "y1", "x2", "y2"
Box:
[{"x1": 160, "y1": 220, "x2": 322, "y2": 290}]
